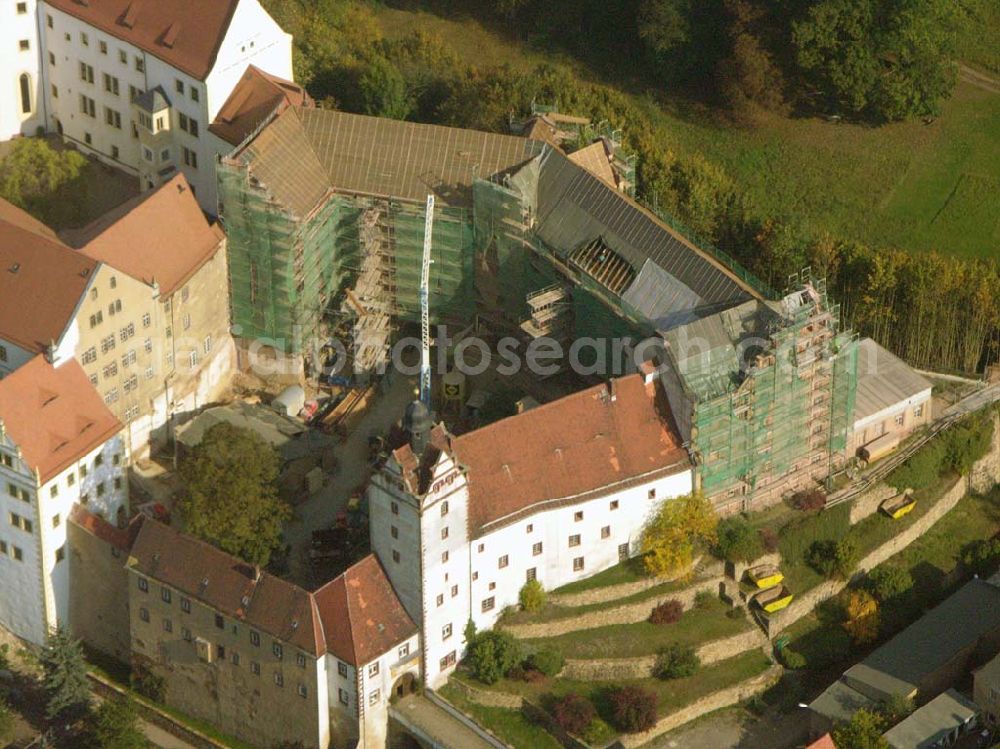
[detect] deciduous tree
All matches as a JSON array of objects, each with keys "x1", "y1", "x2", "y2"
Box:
[
  {"x1": 640, "y1": 494, "x2": 718, "y2": 579},
  {"x1": 179, "y1": 423, "x2": 289, "y2": 568},
  {"x1": 843, "y1": 589, "x2": 880, "y2": 645}
]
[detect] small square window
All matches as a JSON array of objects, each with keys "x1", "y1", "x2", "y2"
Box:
[
  {"x1": 250, "y1": 631, "x2": 260, "y2": 647},
  {"x1": 498, "y1": 555, "x2": 508, "y2": 568},
  {"x1": 138, "y1": 578, "x2": 149, "y2": 592},
  {"x1": 274, "y1": 672, "x2": 283, "y2": 687},
  {"x1": 369, "y1": 689, "x2": 380, "y2": 706},
  {"x1": 477, "y1": 543, "x2": 485, "y2": 553},
  {"x1": 390, "y1": 501, "x2": 399, "y2": 515},
  {"x1": 441, "y1": 527, "x2": 449, "y2": 540},
  {"x1": 368, "y1": 662, "x2": 379, "y2": 677},
  {"x1": 526, "y1": 524, "x2": 533, "y2": 533},
  {"x1": 55, "y1": 546, "x2": 66, "y2": 563},
  {"x1": 181, "y1": 598, "x2": 191, "y2": 613},
  {"x1": 440, "y1": 501, "x2": 449, "y2": 516},
  {"x1": 601, "y1": 526, "x2": 611, "y2": 539},
  {"x1": 648, "y1": 488, "x2": 656, "y2": 500},
  {"x1": 251, "y1": 662, "x2": 260, "y2": 676},
  {"x1": 573, "y1": 556, "x2": 585, "y2": 571},
  {"x1": 16, "y1": 2, "x2": 26, "y2": 12},
  {"x1": 338, "y1": 661, "x2": 348, "y2": 677},
  {"x1": 436, "y1": 594, "x2": 444, "y2": 607},
  {"x1": 296, "y1": 653, "x2": 306, "y2": 668},
  {"x1": 215, "y1": 614, "x2": 224, "y2": 629},
  {"x1": 392, "y1": 550, "x2": 400, "y2": 563},
  {"x1": 442, "y1": 623, "x2": 452, "y2": 640},
  {"x1": 139, "y1": 608, "x2": 150, "y2": 623},
  {"x1": 164, "y1": 619, "x2": 173, "y2": 633},
  {"x1": 568, "y1": 534, "x2": 581, "y2": 547},
  {"x1": 481, "y1": 597, "x2": 495, "y2": 612},
  {"x1": 441, "y1": 550, "x2": 449, "y2": 563},
  {"x1": 574, "y1": 511, "x2": 584, "y2": 522},
  {"x1": 526, "y1": 567, "x2": 536, "y2": 582},
  {"x1": 532, "y1": 542, "x2": 543, "y2": 556},
  {"x1": 273, "y1": 642, "x2": 283, "y2": 659},
  {"x1": 610, "y1": 500, "x2": 619, "y2": 511},
  {"x1": 298, "y1": 684, "x2": 307, "y2": 698}
]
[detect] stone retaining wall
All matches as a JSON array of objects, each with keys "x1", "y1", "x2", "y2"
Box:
[
  {"x1": 500, "y1": 578, "x2": 723, "y2": 640},
  {"x1": 849, "y1": 483, "x2": 898, "y2": 525},
  {"x1": 559, "y1": 628, "x2": 769, "y2": 681},
  {"x1": 767, "y1": 475, "x2": 967, "y2": 636},
  {"x1": 970, "y1": 413, "x2": 1000, "y2": 495},
  {"x1": 446, "y1": 678, "x2": 524, "y2": 709},
  {"x1": 548, "y1": 558, "x2": 723, "y2": 608},
  {"x1": 617, "y1": 666, "x2": 784, "y2": 748}
]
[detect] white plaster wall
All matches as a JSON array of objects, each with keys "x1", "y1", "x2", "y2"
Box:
[
  {"x1": 0, "y1": 427, "x2": 126, "y2": 645},
  {"x1": 468, "y1": 468, "x2": 693, "y2": 636},
  {"x1": 41, "y1": 6, "x2": 144, "y2": 172},
  {"x1": 369, "y1": 464, "x2": 424, "y2": 623},
  {"x1": 39, "y1": 0, "x2": 292, "y2": 214},
  {"x1": 0, "y1": 0, "x2": 42, "y2": 139},
  {"x1": 204, "y1": 0, "x2": 292, "y2": 120},
  {"x1": 357, "y1": 632, "x2": 421, "y2": 749},
  {"x1": 853, "y1": 389, "x2": 933, "y2": 437},
  {"x1": 325, "y1": 653, "x2": 359, "y2": 737}
]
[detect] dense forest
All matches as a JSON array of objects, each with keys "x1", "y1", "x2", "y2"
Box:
[{"x1": 263, "y1": 0, "x2": 999, "y2": 375}]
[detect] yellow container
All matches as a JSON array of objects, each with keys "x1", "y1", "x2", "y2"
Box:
[
  {"x1": 762, "y1": 592, "x2": 794, "y2": 613},
  {"x1": 752, "y1": 572, "x2": 784, "y2": 590}
]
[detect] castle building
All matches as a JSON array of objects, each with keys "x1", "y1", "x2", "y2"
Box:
[
  {"x1": 367, "y1": 371, "x2": 694, "y2": 689},
  {"x1": 1, "y1": 0, "x2": 294, "y2": 214},
  {"x1": 0, "y1": 177, "x2": 234, "y2": 455},
  {"x1": 124, "y1": 519, "x2": 419, "y2": 749},
  {"x1": 0, "y1": 355, "x2": 127, "y2": 645}
]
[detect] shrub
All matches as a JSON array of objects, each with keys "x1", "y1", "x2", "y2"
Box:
[
  {"x1": 759, "y1": 527, "x2": 779, "y2": 553},
  {"x1": 608, "y1": 685, "x2": 658, "y2": 733},
  {"x1": 942, "y1": 411, "x2": 995, "y2": 475},
  {"x1": 888, "y1": 439, "x2": 945, "y2": 490},
  {"x1": 864, "y1": 565, "x2": 913, "y2": 602},
  {"x1": 791, "y1": 489, "x2": 827, "y2": 511},
  {"x1": 0, "y1": 698, "x2": 13, "y2": 745},
  {"x1": 649, "y1": 599, "x2": 684, "y2": 625},
  {"x1": 519, "y1": 579, "x2": 546, "y2": 613},
  {"x1": 551, "y1": 693, "x2": 596, "y2": 736},
  {"x1": 130, "y1": 663, "x2": 165, "y2": 703},
  {"x1": 961, "y1": 538, "x2": 1000, "y2": 577},
  {"x1": 807, "y1": 538, "x2": 858, "y2": 579},
  {"x1": 778, "y1": 647, "x2": 806, "y2": 670},
  {"x1": 656, "y1": 642, "x2": 700, "y2": 679},
  {"x1": 526, "y1": 649, "x2": 564, "y2": 678},
  {"x1": 715, "y1": 516, "x2": 764, "y2": 563},
  {"x1": 694, "y1": 590, "x2": 716, "y2": 610},
  {"x1": 582, "y1": 717, "x2": 614, "y2": 745},
  {"x1": 466, "y1": 630, "x2": 522, "y2": 685}
]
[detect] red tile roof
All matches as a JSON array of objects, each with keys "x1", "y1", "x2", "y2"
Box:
[
  {"x1": 44, "y1": 0, "x2": 241, "y2": 80},
  {"x1": 210, "y1": 65, "x2": 313, "y2": 147},
  {"x1": 128, "y1": 519, "x2": 325, "y2": 656},
  {"x1": 452, "y1": 375, "x2": 690, "y2": 536},
  {"x1": 128, "y1": 521, "x2": 414, "y2": 663},
  {"x1": 314, "y1": 555, "x2": 417, "y2": 667},
  {"x1": 0, "y1": 204, "x2": 96, "y2": 353},
  {"x1": 806, "y1": 735, "x2": 836, "y2": 749},
  {"x1": 70, "y1": 506, "x2": 145, "y2": 552},
  {"x1": 70, "y1": 175, "x2": 224, "y2": 297},
  {"x1": 0, "y1": 356, "x2": 122, "y2": 483}
]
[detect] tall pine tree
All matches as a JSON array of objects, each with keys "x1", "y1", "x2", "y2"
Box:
[{"x1": 41, "y1": 629, "x2": 90, "y2": 722}]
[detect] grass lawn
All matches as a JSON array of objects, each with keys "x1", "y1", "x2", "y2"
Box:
[
  {"x1": 504, "y1": 575, "x2": 691, "y2": 626},
  {"x1": 373, "y1": 4, "x2": 1000, "y2": 259},
  {"x1": 522, "y1": 599, "x2": 751, "y2": 659},
  {"x1": 454, "y1": 650, "x2": 773, "y2": 715},
  {"x1": 784, "y1": 489, "x2": 1000, "y2": 671},
  {"x1": 551, "y1": 556, "x2": 650, "y2": 596},
  {"x1": 437, "y1": 683, "x2": 563, "y2": 749}
]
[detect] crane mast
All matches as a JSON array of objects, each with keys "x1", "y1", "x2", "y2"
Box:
[{"x1": 420, "y1": 194, "x2": 434, "y2": 408}]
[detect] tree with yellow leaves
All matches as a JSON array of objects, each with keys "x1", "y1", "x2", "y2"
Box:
[
  {"x1": 843, "y1": 589, "x2": 880, "y2": 645},
  {"x1": 640, "y1": 493, "x2": 718, "y2": 579}
]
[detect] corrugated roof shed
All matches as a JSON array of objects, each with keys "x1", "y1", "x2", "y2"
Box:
[
  {"x1": 883, "y1": 689, "x2": 978, "y2": 749},
  {"x1": 854, "y1": 338, "x2": 932, "y2": 424},
  {"x1": 842, "y1": 579, "x2": 1000, "y2": 701},
  {"x1": 532, "y1": 147, "x2": 756, "y2": 311}
]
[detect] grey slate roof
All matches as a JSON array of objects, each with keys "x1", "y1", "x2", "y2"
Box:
[
  {"x1": 134, "y1": 86, "x2": 171, "y2": 113},
  {"x1": 883, "y1": 690, "x2": 978, "y2": 749},
  {"x1": 533, "y1": 147, "x2": 755, "y2": 312},
  {"x1": 854, "y1": 338, "x2": 932, "y2": 424}
]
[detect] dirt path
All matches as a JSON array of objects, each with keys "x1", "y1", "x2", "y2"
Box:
[{"x1": 959, "y1": 63, "x2": 1000, "y2": 94}]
